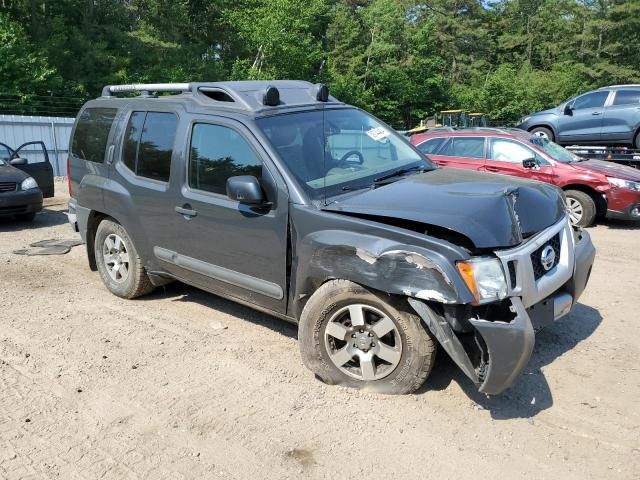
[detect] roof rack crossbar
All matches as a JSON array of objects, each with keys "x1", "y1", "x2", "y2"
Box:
[{"x1": 102, "y1": 83, "x2": 190, "y2": 97}]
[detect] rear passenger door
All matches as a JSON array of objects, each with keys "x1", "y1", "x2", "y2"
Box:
[
  {"x1": 158, "y1": 118, "x2": 289, "y2": 314},
  {"x1": 601, "y1": 89, "x2": 640, "y2": 142},
  {"x1": 430, "y1": 136, "x2": 486, "y2": 171}
]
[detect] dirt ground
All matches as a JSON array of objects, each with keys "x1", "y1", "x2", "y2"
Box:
[{"x1": 0, "y1": 180, "x2": 639, "y2": 480}]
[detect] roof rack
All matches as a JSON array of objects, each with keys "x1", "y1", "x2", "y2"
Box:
[
  {"x1": 101, "y1": 83, "x2": 190, "y2": 97},
  {"x1": 599, "y1": 84, "x2": 640, "y2": 89}
]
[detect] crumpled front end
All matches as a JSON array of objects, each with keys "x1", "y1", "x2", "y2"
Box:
[{"x1": 410, "y1": 216, "x2": 596, "y2": 395}]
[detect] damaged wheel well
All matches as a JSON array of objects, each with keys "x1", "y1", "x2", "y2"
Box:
[{"x1": 85, "y1": 211, "x2": 110, "y2": 271}]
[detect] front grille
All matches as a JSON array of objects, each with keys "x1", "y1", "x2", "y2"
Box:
[
  {"x1": 0, "y1": 182, "x2": 17, "y2": 193},
  {"x1": 530, "y1": 233, "x2": 561, "y2": 280}
]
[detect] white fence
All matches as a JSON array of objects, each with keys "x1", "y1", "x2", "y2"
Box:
[{"x1": 0, "y1": 115, "x2": 75, "y2": 176}]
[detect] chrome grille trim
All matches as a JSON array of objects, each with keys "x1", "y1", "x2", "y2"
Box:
[{"x1": 495, "y1": 216, "x2": 574, "y2": 309}]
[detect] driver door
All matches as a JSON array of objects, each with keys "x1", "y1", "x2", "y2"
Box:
[
  {"x1": 484, "y1": 138, "x2": 555, "y2": 184},
  {"x1": 557, "y1": 91, "x2": 610, "y2": 143},
  {"x1": 1, "y1": 141, "x2": 55, "y2": 197}
]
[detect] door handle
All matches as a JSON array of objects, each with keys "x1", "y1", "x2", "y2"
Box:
[
  {"x1": 485, "y1": 166, "x2": 500, "y2": 172},
  {"x1": 591, "y1": 111, "x2": 601, "y2": 115},
  {"x1": 175, "y1": 204, "x2": 197, "y2": 217}
]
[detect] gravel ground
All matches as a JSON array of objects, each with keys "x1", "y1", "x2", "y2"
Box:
[{"x1": 1, "y1": 181, "x2": 639, "y2": 479}]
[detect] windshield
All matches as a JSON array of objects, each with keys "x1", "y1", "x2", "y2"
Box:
[
  {"x1": 257, "y1": 108, "x2": 434, "y2": 200},
  {"x1": 529, "y1": 137, "x2": 581, "y2": 163}
]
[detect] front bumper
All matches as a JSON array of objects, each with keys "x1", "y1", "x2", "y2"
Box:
[
  {"x1": 0, "y1": 189, "x2": 43, "y2": 216},
  {"x1": 410, "y1": 224, "x2": 596, "y2": 395},
  {"x1": 605, "y1": 187, "x2": 640, "y2": 221}
]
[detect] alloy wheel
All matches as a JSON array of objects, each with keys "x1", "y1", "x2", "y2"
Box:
[
  {"x1": 566, "y1": 197, "x2": 583, "y2": 225},
  {"x1": 102, "y1": 233, "x2": 130, "y2": 283},
  {"x1": 324, "y1": 304, "x2": 402, "y2": 381}
]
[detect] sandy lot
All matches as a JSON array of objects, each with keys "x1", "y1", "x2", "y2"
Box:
[{"x1": 1, "y1": 181, "x2": 639, "y2": 479}]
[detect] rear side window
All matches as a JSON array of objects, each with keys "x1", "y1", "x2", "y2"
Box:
[
  {"x1": 71, "y1": 108, "x2": 118, "y2": 163},
  {"x1": 440, "y1": 137, "x2": 485, "y2": 159},
  {"x1": 121, "y1": 111, "x2": 177, "y2": 182},
  {"x1": 612, "y1": 90, "x2": 640, "y2": 106},
  {"x1": 416, "y1": 138, "x2": 445, "y2": 154},
  {"x1": 189, "y1": 123, "x2": 262, "y2": 195}
]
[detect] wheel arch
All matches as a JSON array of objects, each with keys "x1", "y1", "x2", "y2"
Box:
[
  {"x1": 561, "y1": 183, "x2": 607, "y2": 217},
  {"x1": 528, "y1": 123, "x2": 557, "y2": 140},
  {"x1": 84, "y1": 210, "x2": 119, "y2": 271}
]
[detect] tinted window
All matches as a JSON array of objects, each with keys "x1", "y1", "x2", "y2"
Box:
[
  {"x1": 121, "y1": 111, "x2": 177, "y2": 182},
  {"x1": 71, "y1": 108, "x2": 118, "y2": 163},
  {"x1": 572, "y1": 91, "x2": 608, "y2": 110},
  {"x1": 137, "y1": 113, "x2": 177, "y2": 181},
  {"x1": 189, "y1": 124, "x2": 262, "y2": 195},
  {"x1": 440, "y1": 137, "x2": 485, "y2": 159},
  {"x1": 122, "y1": 112, "x2": 145, "y2": 172},
  {"x1": 612, "y1": 89, "x2": 640, "y2": 106},
  {"x1": 416, "y1": 138, "x2": 445, "y2": 154},
  {"x1": 491, "y1": 139, "x2": 536, "y2": 163}
]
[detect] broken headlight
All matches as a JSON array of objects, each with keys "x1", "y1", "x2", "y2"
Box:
[{"x1": 456, "y1": 257, "x2": 508, "y2": 305}]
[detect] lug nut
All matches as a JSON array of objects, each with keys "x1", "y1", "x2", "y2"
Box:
[
  {"x1": 368, "y1": 332, "x2": 373, "y2": 337},
  {"x1": 351, "y1": 334, "x2": 356, "y2": 338},
  {"x1": 359, "y1": 329, "x2": 364, "y2": 333}
]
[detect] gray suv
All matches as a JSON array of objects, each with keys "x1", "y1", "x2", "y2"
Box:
[
  {"x1": 517, "y1": 85, "x2": 640, "y2": 147},
  {"x1": 68, "y1": 81, "x2": 595, "y2": 395}
]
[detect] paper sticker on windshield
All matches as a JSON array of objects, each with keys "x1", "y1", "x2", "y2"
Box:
[{"x1": 366, "y1": 127, "x2": 390, "y2": 142}]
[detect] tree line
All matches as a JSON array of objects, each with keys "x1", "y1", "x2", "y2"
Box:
[{"x1": 1, "y1": 0, "x2": 638, "y2": 127}]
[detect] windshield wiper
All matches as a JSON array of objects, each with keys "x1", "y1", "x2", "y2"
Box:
[
  {"x1": 373, "y1": 165, "x2": 427, "y2": 184},
  {"x1": 341, "y1": 183, "x2": 373, "y2": 191}
]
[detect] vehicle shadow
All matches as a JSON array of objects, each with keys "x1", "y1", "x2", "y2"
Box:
[
  {"x1": 422, "y1": 302, "x2": 602, "y2": 419},
  {"x1": 0, "y1": 206, "x2": 69, "y2": 232},
  {"x1": 141, "y1": 281, "x2": 299, "y2": 339},
  {"x1": 596, "y1": 218, "x2": 640, "y2": 230}
]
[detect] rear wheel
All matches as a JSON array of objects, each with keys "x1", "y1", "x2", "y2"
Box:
[
  {"x1": 298, "y1": 280, "x2": 437, "y2": 394},
  {"x1": 565, "y1": 190, "x2": 596, "y2": 227},
  {"x1": 530, "y1": 126, "x2": 554, "y2": 141},
  {"x1": 94, "y1": 219, "x2": 154, "y2": 299},
  {"x1": 634, "y1": 130, "x2": 640, "y2": 149}
]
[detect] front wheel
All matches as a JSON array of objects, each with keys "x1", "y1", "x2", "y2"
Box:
[
  {"x1": 565, "y1": 190, "x2": 596, "y2": 227},
  {"x1": 634, "y1": 130, "x2": 640, "y2": 149},
  {"x1": 530, "y1": 126, "x2": 554, "y2": 142},
  {"x1": 298, "y1": 280, "x2": 437, "y2": 394},
  {"x1": 94, "y1": 219, "x2": 154, "y2": 299}
]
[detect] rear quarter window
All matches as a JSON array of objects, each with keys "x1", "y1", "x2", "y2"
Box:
[
  {"x1": 71, "y1": 108, "x2": 118, "y2": 163},
  {"x1": 612, "y1": 90, "x2": 640, "y2": 106}
]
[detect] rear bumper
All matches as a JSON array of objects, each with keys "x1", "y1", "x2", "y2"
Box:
[
  {"x1": 67, "y1": 197, "x2": 79, "y2": 232},
  {"x1": 605, "y1": 188, "x2": 640, "y2": 220},
  {"x1": 0, "y1": 189, "x2": 43, "y2": 216},
  {"x1": 409, "y1": 227, "x2": 595, "y2": 395}
]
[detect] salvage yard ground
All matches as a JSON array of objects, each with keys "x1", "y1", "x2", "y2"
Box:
[{"x1": 1, "y1": 181, "x2": 639, "y2": 479}]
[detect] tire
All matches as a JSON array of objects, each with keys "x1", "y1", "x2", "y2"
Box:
[
  {"x1": 634, "y1": 130, "x2": 640, "y2": 149},
  {"x1": 298, "y1": 279, "x2": 437, "y2": 395},
  {"x1": 94, "y1": 218, "x2": 154, "y2": 299},
  {"x1": 16, "y1": 212, "x2": 36, "y2": 222},
  {"x1": 530, "y1": 126, "x2": 554, "y2": 142},
  {"x1": 565, "y1": 190, "x2": 596, "y2": 227}
]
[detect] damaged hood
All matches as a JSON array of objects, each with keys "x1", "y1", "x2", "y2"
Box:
[
  {"x1": 323, "y1": 169, "x2": 566, "y2": 249},
  {"x1": 574, "y1": 159, "x2": 640, "y2": 182}
]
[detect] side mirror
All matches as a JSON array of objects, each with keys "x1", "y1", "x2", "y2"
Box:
[
  {"x1": 226, "y1": 175, "x2": 266, "y2": 205},
  {"x1": 563, "y1": 104, "x2": 573, "y2": 116},
  {"x1": 522, "y1": 157, "x2": 538, "y2": 169},
  {"x1": 10, "y1": 157, "x2": 27, "y2": 166}
]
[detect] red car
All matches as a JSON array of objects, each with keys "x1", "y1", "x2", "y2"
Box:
[{"x1": 411, "y1": 128, "x2": 640, "y2": 227}]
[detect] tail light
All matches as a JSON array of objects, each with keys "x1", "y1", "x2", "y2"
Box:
[{"x1": 67, "y1": 156, "x2": 73, "y2": 197}]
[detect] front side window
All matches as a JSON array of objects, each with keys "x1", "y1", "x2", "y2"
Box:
[
  {"x1": 257, "y1": 108, "x2": 433, "y2": 199},
  {"x1": 71, "y1": 107, "x2": 118, "y2": 163},
  {"x1": 491, "y1": 139, "x2": 538, "y2": 163},
  {"x1": 612, "y1": 89, "x2": 640, "y2": 106},
  {"x1": 440, "y1": 137, "x2": 485, "y2": 159},
  {"x1": 416, "y1": 137, "x2": 445, "y2": 154},
  {"x1": 121, "y1": 111, "x2": 177, "y2": 182},
  {"x1": 189, "y1": 124, "x2": 262, "y2": 195},
  {"x1": 572, "y1": 91, "x2": 608, "y2": 110}
]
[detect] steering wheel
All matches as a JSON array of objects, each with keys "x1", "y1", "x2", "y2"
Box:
[{"x1": 338, "y1": 150, "x2": 365, "y2": 166}]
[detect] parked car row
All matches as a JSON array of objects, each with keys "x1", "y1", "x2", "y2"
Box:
[
  {"x1": 411, "y1": 128, "x2": 640, "y2": 227},
  {"x1": 0, "y1": 141, "x2": 54, "y2": 221}
]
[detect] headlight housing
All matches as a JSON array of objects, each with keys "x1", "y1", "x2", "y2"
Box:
[
  {"x1": 21, "y1": 177, "x2": 38, "y2": 191},
  {"x1": 607, "y1": 177, "x2": 640, "y2": 192},
  {"x1": 519, "y1": 116, "x2": 531, "y2": 125},
  {"x1": 457, "y1": 257, "x2": 508, "y2": 305}
]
